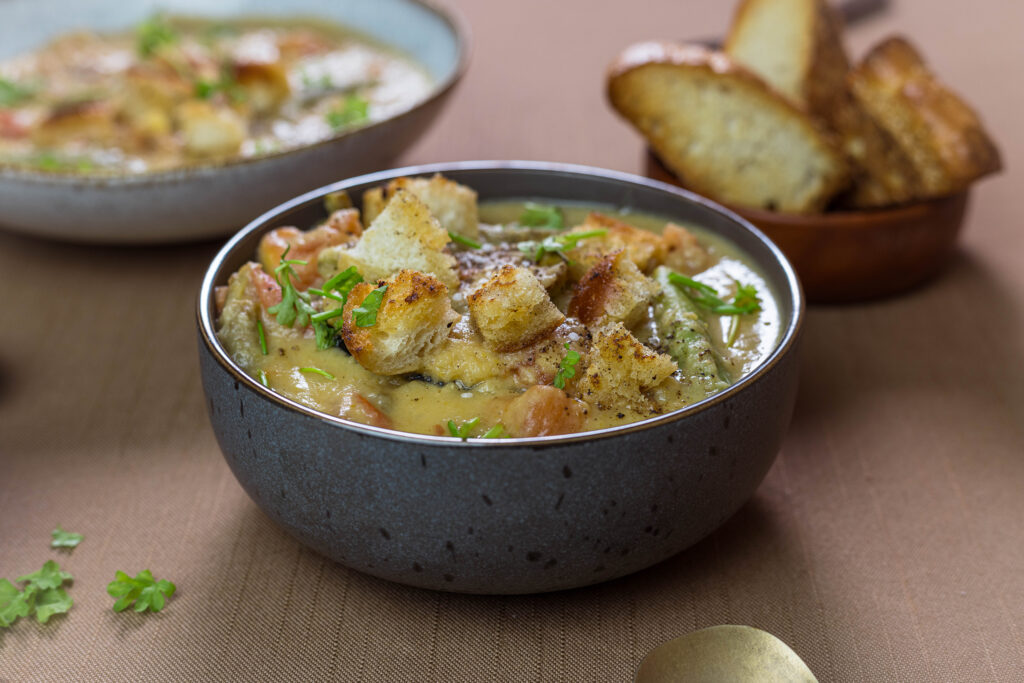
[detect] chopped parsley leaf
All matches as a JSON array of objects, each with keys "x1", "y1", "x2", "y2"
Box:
[
  {"x1": 519, "y1": 229, "x2": 607, "y2": 263},
  {"x1": 50, "y1": 526, "x2": 83, "y2": 549},
  {"x1": 448, "y1": 231, "x2": 481, "y2": 249},
  {"x1": 553, "y1": 343, "x2": 581, "y2": 389},
  {"x1": 299, "y1": 366, "x2": 336, "y2": 380},
  {"x1": 107, "y1": 570, "x2": 176, "y2": 613},
  {"x1": 667, "y1": 272, "x2": 762, "y2": 316},
  {"x1": 326, "y1": 95, "x2": 369, "y2": 130},
  {"x1": 137, "y1": 14, "x2": 178, "y2": 58},
  {"x1": 519, "y1": 202, "x2": 563, "y2": 230},
  {"x1": 353, "y1": 285, "x2": 387, "y2": 327}
]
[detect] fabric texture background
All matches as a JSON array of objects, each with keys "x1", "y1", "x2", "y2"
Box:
[{"x1": 1, "y1": 0, "x2": 1022, "y2": 680}]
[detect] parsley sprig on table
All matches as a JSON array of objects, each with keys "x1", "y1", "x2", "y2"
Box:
[
  {"x1": 553, "y1": 344, "x2": 581, "y2": 389},
  {"x1": 1, "y1": 560, "x2": 74, "y2": 628},
  {"x1": 519, "y1": 202, "x2": 564, "y2": 230},
  {"x1": 519, "y1": 229, "x2": 607, "y2": 263},
  {"x1": 51, "y1": 526, "x2": 83, "y2": 549},
  {"x1": 448, "y1": 231, "x2": 481, "y2": 249},
  {"x1": 107, "y1": 570, "x2": 176, "y2": 613}
]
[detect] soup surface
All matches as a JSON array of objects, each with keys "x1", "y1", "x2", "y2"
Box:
[
  {"x1": 215, "y1": 175, "x2": 780, "y2": 437},
  {"x1": 0, "y1": 15, "x2": 432, "y2": 173}
]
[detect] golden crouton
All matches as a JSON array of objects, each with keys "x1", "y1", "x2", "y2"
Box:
[
  {"x1": 31, "y1": 100, "x2": 117, "y2": 147},
  {"x1": 568, "y1": 250, "x2": 659, "y2": 328},
  {"x1": 176, "y1": 100, "x2": 245, "y2": 157},
  {"x1": 467, "y1": 265, "x2": 565, "y2": 352},
  {"x1": 341, "y1": 270, "x2": 457, "y2": 376},
  {"x1": 576, "y1": 322, "x2": 678, "y2": 412},
  {"x1": 660, "y1": 223, "x2": 709, "y2": 274},
  {"x1": 343, "y1": 189, "x2": 459, "y2": 289},
  {"x1": 420, "y1": 334, "x2": 507, "y2": 386},
  {"x1": 362, "y1": 174, "x2": 479, "y2": 240},
  {"x1": 233, "y1": 61, "x2": 290, "y2": 115},
  {"x1": 566, "y1": 213, "x2": 665, "y2": 277}
]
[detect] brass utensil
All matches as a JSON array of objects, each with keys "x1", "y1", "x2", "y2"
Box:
[{"x1": 635, "y1": 625, "x2": 818, "y2": 683}]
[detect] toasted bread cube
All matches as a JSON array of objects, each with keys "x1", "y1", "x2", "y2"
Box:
[
  {"x1": 577, "y1": 322, "x2": 678, "y2": 412},
  {"x1": 568, "y1": 250, "x2": 659, "y2": 328},
  {"x1": 345, "y1": 189, "x2": 459, "y2": 289},
  {"x1": 341, "y1": 270, "x2": 457, "y2": 376},
  {"x1": 848, "y1": 36, "x2": 1002, "y2": 198},
  {"x1": 234, "y1": 61, "x2": 291, "y2": 115},
  {"x1": 467, "y1": 265, "x2": 565, "y2": 352},
  {"x1": 566, "y1": 213, "x2": 665, "y2": 277},
  {"x1": 660, "y1": 223, "x2": 709, "y2": 274},
  {"x1": 176, "y1": 100, "x2": 245, "y2": 157},
  {"x1": 361, "y1": 174, "x2": 479, "y2": 240},
  {"x1": 31, "y1": 101, "x2": 117, "y2": 147}
]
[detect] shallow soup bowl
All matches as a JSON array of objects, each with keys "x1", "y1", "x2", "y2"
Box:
[
  {"x1": 196, "y1": 161, "x2": 804, "y2": 594},
  {"x1": 0, "y1": 0, "x2": 467, "y2": 243}
]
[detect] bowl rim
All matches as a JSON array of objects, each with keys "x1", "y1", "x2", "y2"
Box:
[
  {"x1": 0, "y1": 0, "x2": 471, "y2": 186},
  {"x1": 197, "y1": 160, "x2": 805, "y2": 447}
]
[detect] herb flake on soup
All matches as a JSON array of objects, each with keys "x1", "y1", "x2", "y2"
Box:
[
  {"x1": 215, "y1": 175, "x2": 780, "y2": 438},
  {"x1": 0, "y1": 15, "x2": 432, "y2": 173}
]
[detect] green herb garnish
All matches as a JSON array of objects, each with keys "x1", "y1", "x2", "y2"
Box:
[
  {"x1": 447, "y1": 417, "x2": 480, "y2": 439},
  {"x1": 666, "y1": 272, "x2": 762, "y2": 316},
  {"x1": 519, "y1": 229, "x2": 607, "y2": 263},
  {"x1": 553, "y1": 343, "x2": 581, "y2": 389},
  {"x1": 258, "y1": 369, "x2": 269, "y2": 387},
  {"x1": 308, "y1": 266, "x2": 364, "y2": 349},
  {"x1": 266, "y1": 246, "x2": 315, "y2": 328},
  {"x1": 326, "y1": 94, "x2": 369, "y2": 130},
  {"x1": 137, "y1": 14, "x2": 178, "y2": 58},
  {"x1": 1, "y1": 560, "x2": 74, "y2": 628},
  {"x1": 31, "y1": 151, "x2": 95, "y2": 173},
  {"x1": 107, "y1": 570, "x2": 176, "y2": 613},
  {"x1": 448, "y1": 231, "x2": 481, "y2": 249},
  {"x1": 193, "y1": 67, "x2": 246, "y2": 104},
  {"x1": 50, "y1": 526, "x2": 83, "y2": 549},
  {"x1": 257, "y1": 319, "x2": 268, "y2": 355},
  {"x1": 353, "y1": 285, "x2": 387, "y2": 327},
  {"x1": 519, "y1": 202, "x2": 564, "y2": 230},
  {"x1": 299, "y1": 366, "x2": 335, "y2": 380},
  {"x1": 0, "y1": 78, "x2": 36, "y2": 107},
  {"x1": 481, "y1": 424, "x2": 507, "y2": 439}
]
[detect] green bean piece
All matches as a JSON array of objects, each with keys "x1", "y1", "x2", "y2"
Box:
[{"x1": 653, "y1": 266, "x2": 731, "y2": 393}]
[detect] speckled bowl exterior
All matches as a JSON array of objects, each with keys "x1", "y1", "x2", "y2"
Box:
[
  {"x1": 196, "y1": 162, "x2": 804, "y2": 594},
  {"x1": 0, "y1": 0, "x2": 468, "y2": 244}
]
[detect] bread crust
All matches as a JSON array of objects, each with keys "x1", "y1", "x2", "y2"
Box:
[
  {"x1": 607, "y1": 41, "x2": 849, "y2": 213},
  {"x1": 848, "y1": 36, "x2": 1002, "y2": 198}
]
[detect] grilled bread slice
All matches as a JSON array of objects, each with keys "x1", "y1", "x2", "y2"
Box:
[
  {"x1": 848, "y1": 36, "x2": 1002, "y2": 198},
  {"x1": 725, "y1": 0, "x2": 849, "y2": 119},
  {"x1": 607, "y1": 41, "x2": 848, "y2": 213},
  {"x1": 725, "y1": 0, "x2": 921, "y2": 207}
]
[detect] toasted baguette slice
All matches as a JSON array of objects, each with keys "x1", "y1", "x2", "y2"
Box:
[
  {"x1": 724, "y1": 0, "x2": 921, "y2": 207},
  {"x1": 848, "y1": 36, "x2": 1002, "y2": 198},
  {"x1": 607, "y1": 42, "x2": 848, "y2": 213},
  {"x1": 725, "y1": 0, "x2": 850, "y2": 118}
]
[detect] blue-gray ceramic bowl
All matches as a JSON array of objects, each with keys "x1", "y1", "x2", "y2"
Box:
[
  {"x1": 0, "y1": 0, "x2": 468, "y2": 244},
  {"x1": 196, "y1": 161, "x2": 804, "y2": 594}
]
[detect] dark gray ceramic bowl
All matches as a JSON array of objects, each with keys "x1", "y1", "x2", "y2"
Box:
[{"x1": 197, "y1": 161, "x2": 804, "y2": 594}]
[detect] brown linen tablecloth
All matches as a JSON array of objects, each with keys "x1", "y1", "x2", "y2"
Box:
[{"x1": 2, "y1": 0, "x2": 1023, "y2": 680}]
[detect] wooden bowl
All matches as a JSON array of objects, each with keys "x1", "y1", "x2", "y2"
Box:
[{"x1": 646, "y1": 152, "x2": 969, "y2": 303}]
